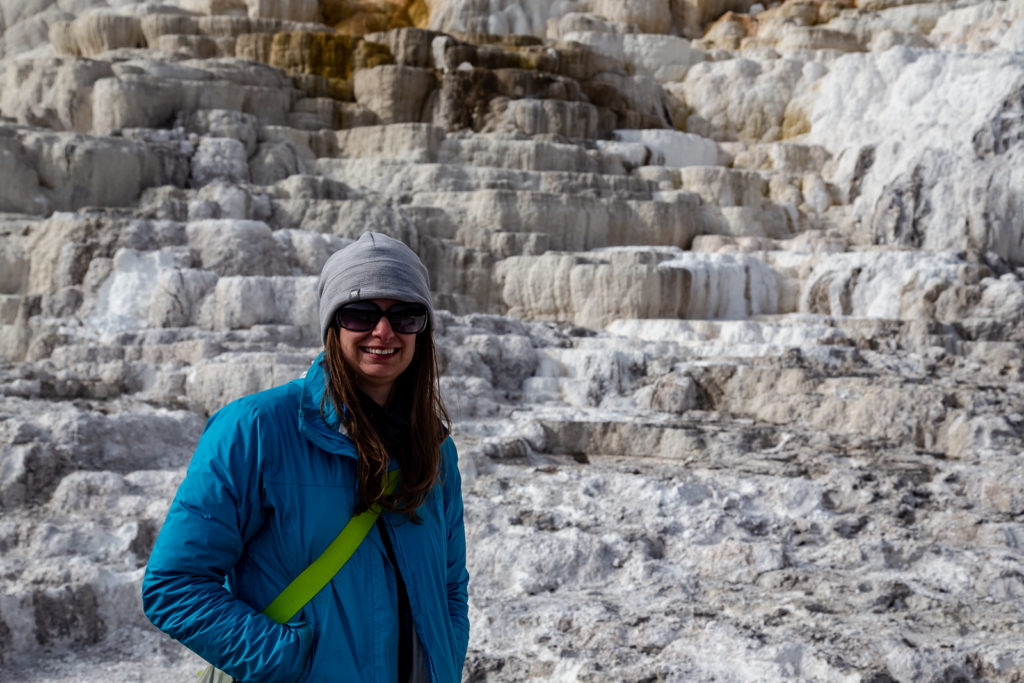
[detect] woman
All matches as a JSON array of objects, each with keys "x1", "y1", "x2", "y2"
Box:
[{"x1": 142, "y1": 232, "x2": 469, "y2": 682}]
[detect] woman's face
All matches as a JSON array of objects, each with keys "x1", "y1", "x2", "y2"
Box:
[{"x1": 336, "y1": 298, "x2": 418, "y2": 405}]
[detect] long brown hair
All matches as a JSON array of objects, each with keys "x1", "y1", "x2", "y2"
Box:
[{"x1": 322, "y1": 324, "x2": 450, "y2": 516}]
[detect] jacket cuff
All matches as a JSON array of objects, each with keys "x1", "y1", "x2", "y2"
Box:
[{"x1": 282, "y1": 621, "x2": 315, "y2": 683}]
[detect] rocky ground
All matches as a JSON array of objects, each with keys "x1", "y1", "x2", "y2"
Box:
[{"x1": 1, "y1": 0, "x2": 1023, "y2": 681}]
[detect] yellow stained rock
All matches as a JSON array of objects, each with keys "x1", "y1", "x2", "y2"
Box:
[
  {"x1": 322, "y1": 0, "x2": 420, "y2": 35},
  {"x1": 236, "y1": 30, "x2": 393, "y2": 83},
  {"x1": 49, "y1": 21, "x2": 80, "y2": 56},
  {"x1": 756, "y1": 0, "x2": 855, "y2": 27},
  {"x1": 780, "y1": 106, "x2": 811, "y2": 140},
  {"x1": 701, "y1": 11, "x2": 755, "y2": 50},
  {"x1": 408, "y1": 0, "x2": 430, "y2": 27}
]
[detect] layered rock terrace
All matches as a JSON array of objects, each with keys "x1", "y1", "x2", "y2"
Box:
[{"x1": 1, "y1": 0, "x2": 1023, "y2": 680}]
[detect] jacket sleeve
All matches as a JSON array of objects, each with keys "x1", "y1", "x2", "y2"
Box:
[
  {"x1": 141, "y1": 400, "x2": 312, "y2": 683},
  {"x1": 442, "y1": 437, "x2": 471, "y2": 672}
]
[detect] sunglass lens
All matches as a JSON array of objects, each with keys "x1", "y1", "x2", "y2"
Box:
[
  {"x1": 387, "y1": 305, "x2": 428, "y2": 334},
  {"x1": 335, "y1": 306, "x2": 380, "y2": 331}
]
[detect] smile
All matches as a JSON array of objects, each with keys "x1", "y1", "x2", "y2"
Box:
[{"x1": 362, "y1": 347, "x2": 399, "y2": 356}]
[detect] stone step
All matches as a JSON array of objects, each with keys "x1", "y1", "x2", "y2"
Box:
[
  {"x1": 0, "y1": 396, "x2": 201, "y2": 508},
  {"x1": 309, "y1": 158, "x2": 659, "y2": 196},
  {"x1": 530, "y1": 415, "x2": 829, "y2": 464},
  {"x1": 313, "y1": 123, "x2": 445, "y2": 161},
  {"x1": 138, "y1": 14, "x2": 332, "y2": 45},
  {"x1": 269, "y1": 123, "x2": 728, "y2": 178},
  {"x1": 493, "y1": 245, "x2": 999, "y2": 329},
  {"x1": 410, "y1": 189, "x2": 703, "y2": 255},
  {"x1": 13, "y1": 238, "x2": 997, "y2": 368},
  {"x1": 495, "y1": 248, "x2": 786, "y2": 328},
  {"x1": 724, "y1": 141, "x2": 834, "y2": 175},
  {"x1": 439, "y1": 134, "x2": 624, "y2": 174}
]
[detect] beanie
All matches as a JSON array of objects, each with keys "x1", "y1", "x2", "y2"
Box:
[{"x1": 317, "y1": 232, "x2": 433, "y2": 342}]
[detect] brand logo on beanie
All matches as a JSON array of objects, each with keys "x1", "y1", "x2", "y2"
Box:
[{"x1": 348, "y1": 289, "x2": 360, "y2": 300}]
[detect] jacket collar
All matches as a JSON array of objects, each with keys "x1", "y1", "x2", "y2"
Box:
[{"x1": 299, "y1": 352, "x2": 357, "y2": 457}]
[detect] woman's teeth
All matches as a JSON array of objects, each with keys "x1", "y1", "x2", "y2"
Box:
[{"x1": 363, "y1": 347, "x2": 398, "y2": 356}]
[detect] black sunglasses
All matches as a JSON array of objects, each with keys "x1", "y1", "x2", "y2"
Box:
[{"x1": 333, "y1": 301, "x2": 429, "y2": 335}]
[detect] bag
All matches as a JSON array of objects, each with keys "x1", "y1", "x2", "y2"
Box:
[{"x1": 192, "y1": 471, "x2": 401, "y2": 681}]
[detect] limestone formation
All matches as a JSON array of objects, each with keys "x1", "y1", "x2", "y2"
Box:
[
  {"x1": 1, "y1": 0, "x2": 1023, "y2": 681},
  {"x1": 0, "y1": 57, "x2": 114, "y2": 133},
  {"x1": 353, "y1": 64, "x2": 437, "y2": 123},
  {"x1": 246, "y1": 0, "x2": 320, "y2": 23},
  {"x1": 791, "y1": 47, "x2": 1024, "y2": 262},
  {"x1": 0, "y1": 126, "x2": 169, "y2": 213},
  {"x1": 667, "y1": 56, "x2": 828, "y2": 142}
]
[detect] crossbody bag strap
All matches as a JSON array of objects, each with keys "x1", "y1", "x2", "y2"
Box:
[{"x1": 262, "y1": 469, "x2": 401, "y2": 624}]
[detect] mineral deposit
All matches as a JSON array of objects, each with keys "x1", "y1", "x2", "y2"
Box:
[{"x1": 0, "y1": 0, "x2": 1022, "y2": 681}]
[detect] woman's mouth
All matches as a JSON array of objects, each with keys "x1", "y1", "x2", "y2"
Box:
[{"x1": 361, "y1": 347, "x2": 398, "y2": 356}]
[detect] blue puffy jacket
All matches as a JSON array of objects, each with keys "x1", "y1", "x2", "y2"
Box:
[{"x1": 142, "y1": 354, "x2": 470, "y2": 682}]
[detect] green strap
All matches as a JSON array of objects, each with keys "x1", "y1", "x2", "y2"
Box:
[{"x1": 262, "y1": 470, "x2": 400, "y2": 624}]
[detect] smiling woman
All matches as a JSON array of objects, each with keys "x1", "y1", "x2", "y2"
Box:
[
  {"x1": 141, "y1": 232, "x2": 468, "y2": 683},
  {"x1": 317, "y1": 234, "x2": 450, "y2": 518}
]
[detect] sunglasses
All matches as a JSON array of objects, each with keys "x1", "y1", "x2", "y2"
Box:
[{"x1": 333, "y1": 301, "x2": 429, "y2": 335}]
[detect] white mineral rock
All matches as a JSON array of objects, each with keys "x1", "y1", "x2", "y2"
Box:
[
  {"x1": 1, "y1": 1, "x2": 1023, "y2": 681},
  {"x1": 794, "y1": 47, "x2": 1024, "y2": 261}
]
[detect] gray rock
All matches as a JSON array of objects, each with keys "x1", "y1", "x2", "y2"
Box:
[
  {"x1": 177, "y1": 108, "x2": 258, "y2": 156},
  {"x1": 190, "y1": 136, "x2": 248, "y2": 187},
  {"x1": 354, "y1": 65, "x2": 438, "y2": 125},
  {"x1": 0, "y1": 2, "x2": 1023, "y2": 681},
  {"x1": 249, "y1": 139, "x2": 306, "y2": 185}
]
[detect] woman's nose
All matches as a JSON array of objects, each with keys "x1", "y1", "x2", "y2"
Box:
[{"x1": 372, "y1": 315, "x2": 395, "y2": 338}]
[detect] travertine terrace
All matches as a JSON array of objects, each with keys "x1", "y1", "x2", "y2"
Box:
[{"x1": 1, "y1": 0, "x2": 1023, "y2": 680}]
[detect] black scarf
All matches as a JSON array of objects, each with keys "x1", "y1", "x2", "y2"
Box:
[{"x1": 356, "y1": 389, "x2": 412, "y2": 467}]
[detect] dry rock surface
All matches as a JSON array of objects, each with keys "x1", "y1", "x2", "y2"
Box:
[{"x1": 1, "y1": 0, "x2": 1023, "y2": 681}]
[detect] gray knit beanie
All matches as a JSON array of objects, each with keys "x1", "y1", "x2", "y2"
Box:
[{"x1": 317, "y1": 232, "x2": 433, "y2": 342}]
